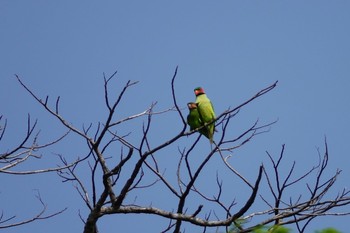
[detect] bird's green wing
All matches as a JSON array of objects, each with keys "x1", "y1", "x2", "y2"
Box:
[
  {"x1": 187, "y1": 107, "x2": 202, "y2": 131},
  {"x1": 196, "y1": 100, "x2": 216, "y2": 143}
]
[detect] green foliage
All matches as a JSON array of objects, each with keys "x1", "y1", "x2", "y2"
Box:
[
  {"x1": 227, "y1": 218, "x2": 247, "y2": 233},
  {"x1": 315, "y1": 228, "x2": 342, "y2": 233},
  {"x1": 252, "y1": 225, "x2": 290, "y2": 233},
  {"x1": 227, "y1": 223, "x2": 341, "y2": 233},
  {"x1": 228, "y1": 223, "x2": 291, "y2": 233}
]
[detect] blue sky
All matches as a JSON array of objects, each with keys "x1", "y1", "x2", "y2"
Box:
[{"x1": 1, "y1": 1, "x2": 350, "y2": 232}]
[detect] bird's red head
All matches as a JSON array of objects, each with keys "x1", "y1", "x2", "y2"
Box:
[
  {"x1": 187, "y1": 102, "x2": 198, "y2": 109},
  {"x1": 194, "y1": 87, "x2": 205, "y2": 96}
]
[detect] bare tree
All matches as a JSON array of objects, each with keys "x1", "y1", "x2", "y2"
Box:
[
  {"x1": 5, "y1": 67, "x2": 349, "y2": 233},
  {"x1": 235, "y1": 140, "x2": 350, "y2": 233},
  {"x1": 0, "y1": 115, "x2": 68, "y2": 228}
]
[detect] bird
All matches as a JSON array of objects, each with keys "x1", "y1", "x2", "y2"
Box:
[
  {"x1": 186, "y1": 102, "x2": 210, "y2": 139},
  {"x1": 194, "y1": 87, "x2": 216, "y2": 143}
]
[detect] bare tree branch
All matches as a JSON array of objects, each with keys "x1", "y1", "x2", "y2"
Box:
[
  {"x1": 6, "y1": 70, "x2": 349, "y2": 233},
  {"x1": 0, "y1": 192, "x2": 67, "y2": 229}
]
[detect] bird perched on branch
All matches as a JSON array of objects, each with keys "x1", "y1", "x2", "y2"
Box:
[
  {"x1": 194, "y1": 87, "x2": 215, "y2": 143},
  {"x1": 187, "y1": 102, "x2": 209, "y2": 139},
  {"x1": 186, "y1": 87, "x2": 216, "y2": 143}
]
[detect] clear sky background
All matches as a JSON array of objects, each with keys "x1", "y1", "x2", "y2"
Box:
[{"x1": 1, "y1": 1, "x2": 350, "y2": 233}]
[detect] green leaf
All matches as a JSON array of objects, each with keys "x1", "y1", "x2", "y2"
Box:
[{"x1": 315, "y1": 228, "x2": 342, "y2": 233}]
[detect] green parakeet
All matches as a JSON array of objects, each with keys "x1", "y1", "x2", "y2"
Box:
[
  {"x1": 186, "y1": 102, "x2": 209, "y2": 138},
  {"x1": 194, "y1": 87, "x2": 216, "y2": 143}
]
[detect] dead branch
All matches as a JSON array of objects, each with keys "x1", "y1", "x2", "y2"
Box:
[
  {"x1": 0, "y1": 192, "x2": 67, "y2": 229},
  {"x1": 9, "y1": 69, "x2": 348, "y2": 233}
]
